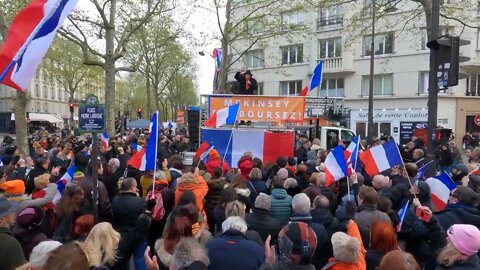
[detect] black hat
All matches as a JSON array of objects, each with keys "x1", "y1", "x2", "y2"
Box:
[
  {"x1": 278, "y1": 222, "x2": 318, "y2": 265},
  {"x1": 245, "y1": 70, "x2": 252, "y2": 76}
]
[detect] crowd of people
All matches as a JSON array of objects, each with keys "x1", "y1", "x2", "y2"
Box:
[{"x1": 0, "y1": 128, "x2": 480, "y2": 270}]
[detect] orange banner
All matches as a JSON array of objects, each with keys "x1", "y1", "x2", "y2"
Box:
[{"x1": 208, "y1": 96, "x2": 305, "y2": 124}]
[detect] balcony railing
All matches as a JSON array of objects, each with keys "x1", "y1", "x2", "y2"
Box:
[
  {"x1": 316, "y1": 15, "x2": 343, "y2": 30},
  {"x1": 320, "y1": 57, "x2": 343, "y2": 70}
]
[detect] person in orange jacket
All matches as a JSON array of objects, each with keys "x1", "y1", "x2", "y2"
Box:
[
  {"x1": 322, "y1": 219, "x2": 366, "y2": 270},
  {"x1": 174, "y1": 169, "x2": 209, "y2": 213}
]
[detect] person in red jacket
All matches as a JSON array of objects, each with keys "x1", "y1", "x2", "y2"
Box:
[
  {"x1": 238, "y1": 152, "x2": 253, "y2": 180},
  {"x1": 205, "y1": 149, "x2": 229, "y2": 175}
]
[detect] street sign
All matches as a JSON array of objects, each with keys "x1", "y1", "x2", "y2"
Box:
[
  {"x1": 474, "y1": 114, "x2": 480, "y2": 126},
  {"x1": 79, "y1": 105, "x2": 105, "y2": 132}
]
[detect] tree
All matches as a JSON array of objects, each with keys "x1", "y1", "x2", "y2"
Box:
[
  {"x1": 201, "y1": 0, "x2": 305, "y2": 93},
  {"x1": 58, "y1": 0, "x2": 179, "y2": 135},
  {"x1": 44, "y1": 37, "x2": 103, "y2": 128},
  {"x1": 0, "y1": 1, "x2": 30, "y2": 156}
]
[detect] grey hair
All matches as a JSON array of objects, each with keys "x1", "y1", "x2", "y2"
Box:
[
  {"x1": 254, "y1": 193, "x2": 271, "y2": 210},
  {"x1": 292, "y1": 193, "x2": 311, "y2": 214},
  {"x1": 222, "y1": 216, "x2": 247, "y2": 234},
  {"x1": 108, "y1": 158, "x2": 120, "y2": 168},
  {"x1": 171, "y1": 237, "x2": 209, "y2": 269},
  {"x1": 155, "y1": 170, "x2": 166, "y2": 180},
  {"x1": 225, "y1": 200, "x2": 246, "y2": 219},
  {"x1": 29, "y1": 240, "x2": 62, "y2": 269},
  {"x1": 284, "y1": 178, "x2": 298, "y2": 189},
  {"x1": 316, "y1": 172, "x2": 326, "y2": 186},
  {"x1": 120, "y1": 177, "x2": 137, "y2": 191}
]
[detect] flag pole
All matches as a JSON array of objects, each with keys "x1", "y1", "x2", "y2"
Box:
[
  {"x1": 221, "y1": 106, "x2": 240, "y2": 174},
  {"x1": 151, "y1": 112, "x2": 159, "y2": 193}
]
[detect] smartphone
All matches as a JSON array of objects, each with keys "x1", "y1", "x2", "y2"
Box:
[{"x1": 415, "y1": 207, "x2": 431, "y2": 222}]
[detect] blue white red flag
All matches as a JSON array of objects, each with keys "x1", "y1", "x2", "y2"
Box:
[
  {"x1": 416, "y1": 160, "x2": 433, "y2": 180},
  {"x1": 359, "y1": 140, "x2": 403, "y2": 176},
  {"x1": 56, "y1": 163, "x2": 76, "y2": 193},
  {"x1": 325, "y1": 146, "x2": 348, "y2": 186},
  {"x1": 0, "y1": 0, "x2": 79, "y2": 90},
  {"x1": 127, "y1": 148, "x2": 146, "y2": 171},
  {"x1": 345, "y1": 136, "x2": 360, "y2": 176},
  {"x1": 204, "y1": 103, "x2": 240, "y2": 128},
  {"x1": 425, "y1": 173, "x2": 456, "y2": 211},
  {"x1": 397, "y1": 200, "x2": 409, "y2": 232},
  {"x1": 145, "y1": 112, "x2": 159, "y2": 172},
  {"x1": 299, "y1": 60, "x2": 324, "y2": 96},
  {"x1": 130, "y1": 142, "x2": 143, "y2": 152},
  {"x1": 100, "y1": 132, "x2": 109, "y2": 148}
]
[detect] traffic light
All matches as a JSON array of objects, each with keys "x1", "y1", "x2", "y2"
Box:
[
  {"x1": 69, "y1": 103, "x2": 74, "y2": 113},
  {"x1": 433, "y1": 128, "x2": 452, "y2": 145},
  {"x1": 137, "y1": 108, "x2": 143, "y2": 119},
  {"x1": 427, "y1": 36, "x2": 470, "y2": 90}
]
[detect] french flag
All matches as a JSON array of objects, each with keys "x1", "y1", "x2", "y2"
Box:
[
  {"x1": 100, "y1": 132, "x2": 109, "y2": 148},
  {"x1": 416, "y1": 160, "x2": 433, "y2": 180},
  {"x1": 201, "y1": 128, "x2": 294, "y2": 167},
  {"x1": 397, "y1": 200, "x2": 409, "y2": 232},
  {"x1": 194, "y1": 141, "x2": 212, "y2": 160},
  {"x1": 56, "y1": 163, "x2": 76, "y2": 193},
  {"x1": 469, "y1": 166, "x2": 480, "y2": 175},
  {"x1": 127, "y1": 112, "x2": 159, "y2": 171},
  {"x1": 204, "y1": 103, "x2": 240, "y2": 128},
  {"x1": 0, "y1": 0, "x2": 79, "y2": 90},
  {"x1": 345, "y1": 136, "x2": 360, "y2": 176},
  {"x1": 425, "y1": 173, "x2": 456, "y2": 211},
  {"x1": 359, "y1": 140, "x2": 403, "y2": 177},
  {"x1": 324, "y1": 146, "x2": 348, "y2": 186},
  {"x1": 131, "y1": 142, "x2": 143, "y2": 152},
  {"x1": 299, "y1": 60, "x2": 324, "y2": 96}
]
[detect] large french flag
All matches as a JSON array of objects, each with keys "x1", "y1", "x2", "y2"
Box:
[
  {"x1": 0, "y1": 0, "x2": 79, "y2": 90},
  {"x1": 345, "y1": 136, "x2": 360, "y2": 176},
  {"x1": 359, "y1": 140, "x2": 403, "y2": 177},
  {"x1": 325, "y1": 146, "x2": 348, "y2": 186},
  {"x1": 425, "y1": 173, "x2": 456, "y2": 211},
  {"x1": 204, "y1": 103, "x2": 240, "y2": 128},
  {"x1": 201, "y1": 128, "x2": 293, "y2": 167},
  {"x1": 299, "y1": 60, "x2": 324, "y2": 96}
]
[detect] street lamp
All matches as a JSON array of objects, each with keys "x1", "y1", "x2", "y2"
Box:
[{"x1": 367, "y1": 1, "x2": 398, "y2": 145}]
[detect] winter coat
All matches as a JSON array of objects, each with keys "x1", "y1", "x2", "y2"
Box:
[
  {"x1": 319, "y1": 186, "x2": 338, "y2": 214},
  {"x1": 435, "y1": 255, "x2": 480, "y2": 270},
  {"x1": 324, "y1": 221, "x2": 366, "y2": 270},
  {"x1": 270, "y1": 189, "x2": 292, "y2": 226},
  {"x1": 207, "y1": 229, "x2": 265, "y2": 270},
  {"x1": 246, "y1": 179, "x2": 269, "y2": 203},
  {"x1": 238, "y1": 157, "x2": 253, "y2": 180},
  {"x1": 235, "y1": 187, "x2": 252, "y2": 212},
  {"x1": 259, "y1": 262, "x2": 316, "y2": 270},
  {"x1": 354, "y1": 204, "x2": 392, "y2": 248},
  {"x1": 25, "y1": 166, "x2": 48, "y2": 194},
  {"x1": 290, "y1": 213, "x2": 330, "y2": 268},
  {"x1": 205, "y1": 158, "x2": 229, "y2": 175},
  {"x1": 154, "y1": 238, "x2": 172, "y2": 270},
  {"x1": 234, "y1": 72, "x2": 258, "y2": 95},
  {"x1": 140, "y1": 168, "x2": 171, "y2": 198},
  {"x1": 8, "y1": 167, "x2": 27, "y2": 181},
  {"x1": 204, "y1": 177, "x2": 227, "y2": 220},
  {"x1": 311, "y1": 208, "x2": 341, "y2": 238},
  {"x1": 0, "y1": 227, "x2": 26, "y2": 270},
  {"x1": 303, "y1": 185, "x2": 321, "y2": 203},
  {"x1": 11, "y1": 225, "x2": 47, "y2": 259},
  {"x1": 295, "y1": 172, "x2": 310, "y2": 191},
  {"x1": 175, "y1": 173, "x2": 209, "y2": 212},
  {"x1": 366, "y1": 249, "x2": 385, "y2": 270},
  {"x1": 18, "y1": 183, "x2": 58, "y2": 211},
  {"x1": 245, "y1": 207, "x2": 282, "y2": 243},
  {"x1": 168, "y1": 168, "x2": 182, "y2": 189},
  {"x1": 80, "y1": 176, "x2": 113, "y2": 221},
  {"x1": 112, "y1": 192, "x2": 147, "y2": 232},
  {"x1": 435, "y1": 204, "x2": 480, "y2": 232},
  {"x1": 296, "y1": 146, "x2": 309, "y2": 165}
]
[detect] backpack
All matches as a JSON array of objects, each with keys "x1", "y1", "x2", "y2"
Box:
[{"x1": 147, "y1": 183, "x2": 167, "y2": 221}]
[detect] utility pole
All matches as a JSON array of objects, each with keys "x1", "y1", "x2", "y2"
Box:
[
  {"x1": 427, "y1": 0, "x2": 440, "y2": 175},
  {"x1": 367, "y1": 0, "x2": 376, "y2": 145}
]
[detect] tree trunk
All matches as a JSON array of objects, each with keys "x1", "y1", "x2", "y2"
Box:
[
  {"x1": 217, "y1": 0, "x2": 232, "y2": 94},
  {"x1": 104, "y1": 1, "x2": 116, "y2": 136},
  {"x1": 145, "y1": 64, "x2": 152, "y2": 117},
  {"x1": 14, "y1": 92, "x2": 29, "y2": 155}
]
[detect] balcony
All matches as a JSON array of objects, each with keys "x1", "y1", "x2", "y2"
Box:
[
  {"x1": 317, "y1": 57, "x2": 354, "y2": 74},
  {"x1": 316, "y1": 15, "x2": 343, "y2": 31}
]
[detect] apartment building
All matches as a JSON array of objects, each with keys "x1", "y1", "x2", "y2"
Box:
[
  {"x1": 0, "y1": 68, "x2": 104, "y2": 133},
  {"x1": 227, "y1": 1, "x2": 480, "y2": 144}
]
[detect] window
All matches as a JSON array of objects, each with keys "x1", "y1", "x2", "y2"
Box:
[
  {"x1": 50, "y1": 88, "x2": 55, "y2": 100},
  {"x1": 281, "y1": 45, "x2": 303, "y2": 65},
  {"x1": 35, "y1": 84, "x2": 40, "y2": 98},
  {"x1": 319, "y1": 6, "x2": 343, "y2": 27},
  {"x1": 43, "y1": 102, "x2": 48, "y2": 112},
  {"x1": 362, "y1": 74, "x2": 393, "y2": 95},
  {"x1": 43, "y1": 86, "x2": 47, "y2": 99},
  {"x1": 280, "y1": 80, "x2": 302, "y2": 96},
  {"x1": 419, "y1": 71, "x2": 448, "y2": 94},
  {"x1": 58, "y1": 88, "x2": 62, "y2": 100},
  {"x1": 35, "y1": 102, "x2": 40, "y2": 112},
  {"x1": 364, "y1": 33, "x2": 394, "y2": 56},
  {"x1": 320, "y1": 78, "x2": 344, "y2": 97},
  {"x1": 245, "y1": 18, "x2": 263, "y2": 35},
  {"x1": 282, "y1": 12, "x2": 305, "y2": 27},
  {"x1": 318, "y1": 38, "x2": 342, "y2": 59},
  {"x1": 244, "y1": 50, "x2": 264, "y2": 68},
  {"x1": 35, "y1": 70, "x2": 40, "y2": 80}
]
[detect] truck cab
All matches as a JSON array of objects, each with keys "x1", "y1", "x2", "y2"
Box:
[{"x1": 295, "y1": 125, "x2": 355, "y2": 149}]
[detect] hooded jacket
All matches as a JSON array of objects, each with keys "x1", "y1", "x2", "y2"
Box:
[
  {"x1": 245, "y1": 207, "x2": 282, "y2": 242},
  {"x1": 204, "y1": 177, "x2": 227, "y2": 217},
  {"x1": 205, "y1": 158, "x2": 230, "y2": 175},
  {"x1": 311, "y1": 208, "x2": 341, "y2": 237},
  {"x1": 270, "y1": 189, "x2": 292, "y2": 226},
  {"x1": 238, "y1": 157, "x2": 253, "y2": 180},
  {"x1": 435, "y1": 204, "x2": 480, "y2": 232},
  {"x1": 175, "y1": 173, "x2": 209, "y2": 212}
]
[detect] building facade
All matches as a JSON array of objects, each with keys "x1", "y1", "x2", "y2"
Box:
[{"x1": 227, "y1": 0, "x2": 480, "y2": 145}]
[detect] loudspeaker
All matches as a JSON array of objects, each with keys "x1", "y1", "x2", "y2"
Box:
[{"x1": 187, "y1": 110, "x2": 200, "y2": 146}]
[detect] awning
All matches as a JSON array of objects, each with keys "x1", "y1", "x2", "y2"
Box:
[{"x1": 11, "y1": 113, "x2": 64, "y2": 124}]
